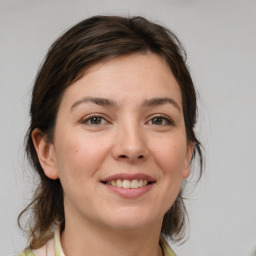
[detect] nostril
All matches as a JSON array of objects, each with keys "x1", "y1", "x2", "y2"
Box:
[{"x1": 118, "y1": 154, "x2": 144, "y2": 159}]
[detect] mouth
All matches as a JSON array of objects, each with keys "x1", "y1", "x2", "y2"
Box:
[
  {"x1": 101, "y1": 179, "x2": 155, "y2": 189},
  {"x1": 100, "y1": 173, "x2": 156, "y2": 198},
  {"x1": 100, "y1": 173, "x2": 156, "y2": 189}
]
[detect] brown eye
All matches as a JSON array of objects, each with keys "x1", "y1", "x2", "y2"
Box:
[
  {"x1": 152, "y1": 117, "x2": 164, "y2": 125},
  {"x1": 82, "y1": 116, "x2": 107, "y2": 125},
  {"x1": 148, "y1": 116, "x2": 173, "y2": 126},
  {"x1": 89, "y1": 117, "x2": 102, "y2": 125}
]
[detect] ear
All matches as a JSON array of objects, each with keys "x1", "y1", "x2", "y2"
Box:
[
  {"x1": 31, "y1": 128, "x2": 59, "y2": 180},
  {"x1": 183, "y1": 142, "x2": 194, "y2": 179}
]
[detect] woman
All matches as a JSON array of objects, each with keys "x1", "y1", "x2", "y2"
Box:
[{"x1": 18, "y1": 15, "x2": 203, "y2": 256}]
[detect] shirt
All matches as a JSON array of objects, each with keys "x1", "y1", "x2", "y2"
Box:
[{"x1": 18, "y1": 228, "x2": 176, "y2": 256}]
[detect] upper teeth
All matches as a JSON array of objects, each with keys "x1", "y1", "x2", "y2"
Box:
[{"x1": 106, "y1": 179, "x2": 148, "y2": 189}]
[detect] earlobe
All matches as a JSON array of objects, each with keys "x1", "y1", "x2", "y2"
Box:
[
  {"x1": 183, "y1": 142, "x2": 194, "y2": 179},
  {"x1": 183, "y1": 168, "x2": 190, "y2": 179},
  {"x1": 31, "y1": 128, "x2": 59, "y2": 180}
]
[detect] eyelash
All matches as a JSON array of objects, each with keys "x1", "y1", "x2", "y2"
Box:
[
  {"x1": 81, "y1": 114, "x2": 109, "y2": 125},
  {"x1": 147, "y1": 115, "x2": 174, "y2": 126},
  {"x1": 81, "y1": 114, "x2": 174, "y2": 126}
]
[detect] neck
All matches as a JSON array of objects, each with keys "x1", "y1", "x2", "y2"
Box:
[{"x1": 61, "y1": 212, "x2": 163, "y2": 256}]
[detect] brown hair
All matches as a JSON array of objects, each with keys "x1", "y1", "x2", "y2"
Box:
[{"x1": 18, "y1": 15, "x2": 203, "y2": 248}]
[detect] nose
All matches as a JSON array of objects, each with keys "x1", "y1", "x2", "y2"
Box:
[{"x1": 112, "y1": 123, "x2": 149, "y2": 163}]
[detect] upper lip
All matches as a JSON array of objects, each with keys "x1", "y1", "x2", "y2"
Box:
[{"x1": 101, "y1": 173, "x2": 156, "y2": 182}]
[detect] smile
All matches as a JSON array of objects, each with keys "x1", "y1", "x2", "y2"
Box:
[
  {"x1": 100, "y1": 173, "x2": 156, "y2": 197},
  {"x1": 102, "y1": 179, "x2": 151, "y2": 189}
]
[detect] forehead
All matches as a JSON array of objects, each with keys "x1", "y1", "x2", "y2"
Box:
[{"x1": 60, "y1": 53, "x2": 182, "y2": 109}]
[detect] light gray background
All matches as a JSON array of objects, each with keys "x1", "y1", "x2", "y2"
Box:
[{"x1": 0, "y1": 0, "x2": 255, "y2": 255}]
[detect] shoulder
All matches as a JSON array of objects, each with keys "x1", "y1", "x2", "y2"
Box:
[
  {"x1": 18, "y1": 236, "x2": 55, "y2": 256},
  {"x1": 17, "y1": 248, "x2": 35, "y2": 256},
  {"x1": 160, "y1": 236, "x2": 177, "y2": 256}
]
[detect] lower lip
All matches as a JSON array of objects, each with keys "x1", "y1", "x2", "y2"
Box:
[{"x1": 103, "y1": 183, "x2": 154, "y2": 199}]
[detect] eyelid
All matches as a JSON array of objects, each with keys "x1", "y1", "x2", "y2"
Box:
[
  {"x1": 79, "y1": 113, "x2": 174, "y2": 126},
  {"x1": 81, "y1": 113, "x2": 110, "y2": 125},
  {"x1": 146, "y1": 114, "x2": 174, "y2": 125}
]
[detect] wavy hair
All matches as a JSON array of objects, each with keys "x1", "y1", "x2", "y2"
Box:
[{"x1": 18, "y1": 15, "x2": 203, "y2": 249}]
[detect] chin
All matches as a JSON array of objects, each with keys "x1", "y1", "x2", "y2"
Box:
[{"x1": 101, "y1": 206, "x2": 161, "y2": 231}]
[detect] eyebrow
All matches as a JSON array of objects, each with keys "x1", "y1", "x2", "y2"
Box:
[
  {"x1": 71, "y1": 97, "x2": 116, "y2": 110},
  {"x1": 71, "y1": 96, "x2": 181, "y2": 112},
  {"x1": 142, "y1": 97, "x2": 181, "y2": 112}
]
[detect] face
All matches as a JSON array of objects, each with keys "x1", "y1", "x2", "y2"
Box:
[{"x1": 34, "y1": 53, "x2": 193, "y2": 232}]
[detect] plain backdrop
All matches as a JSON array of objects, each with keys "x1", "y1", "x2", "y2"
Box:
[{"x1": 0, "y1": 0, "x2": 255, "y2": 255}]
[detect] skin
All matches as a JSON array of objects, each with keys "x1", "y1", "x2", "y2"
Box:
[{"x1": 32, "y1": 53, "x2": 193, "y2": 256}]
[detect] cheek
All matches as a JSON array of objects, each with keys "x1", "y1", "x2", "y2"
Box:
[
  {"x1": 54, "y1": 132, "x2": 111, "y2": 183},
  {"x1": 152, "y1": 136, "x2": 188, "y2": 176},
  {"x1": 151, "y1": 136, "x2": 187, "y2": 212}
]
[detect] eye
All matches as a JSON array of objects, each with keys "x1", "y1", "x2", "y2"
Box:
[
  {"x1": 147, "y1": 115, "x2": 173, "y2": 126},
  {"x1": 82, "y1": 115, "x2": 108, "y2": 125}
]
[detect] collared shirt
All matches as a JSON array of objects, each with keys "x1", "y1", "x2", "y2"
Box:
[{"x1": 19, "y1": 228, "x2": 176, "y2": 256}]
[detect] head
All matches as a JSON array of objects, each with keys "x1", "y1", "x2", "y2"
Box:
[{"x1": 19, "y1": 15, "x2": 203, "y2": 248}]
